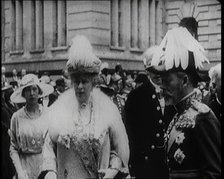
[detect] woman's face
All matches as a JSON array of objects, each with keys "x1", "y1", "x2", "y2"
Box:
[
  {"x1": 23, "y1": 84, "x2": 40, "y2": 104},
  {"x1": 71, "y1": 74, "x2": 94, "y2": 104}
]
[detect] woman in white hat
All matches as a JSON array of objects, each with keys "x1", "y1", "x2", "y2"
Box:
[
  {"x1": 40, "y1": 35, "x2": 129, "y2": 179},
  {"x1": 9, "y1": 74, "x2": 54, "y2": 179}
]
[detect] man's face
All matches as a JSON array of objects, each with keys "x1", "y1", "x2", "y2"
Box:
[
  {"x1": 160, "y1": 72, "x2": 185, "y2": 106},
  {"x1": 149, "y1": 72, "x2": 162, "y2": 86},
  {"x1": 211, "y1": 75, "x2": 221, "y2": 101},
  {"x1": 71, "y1": 73, "x2": 94, "y2": 104}
]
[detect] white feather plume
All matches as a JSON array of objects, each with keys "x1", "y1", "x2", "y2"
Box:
[
  {"x1": 66, "y1": 35, "x2": 101, "y2": 71},
  {"x1": 151, "y1": 27, "x2": 209, "y2": 71}
]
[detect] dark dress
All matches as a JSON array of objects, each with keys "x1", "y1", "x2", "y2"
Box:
[{"x1": 125, "y1": 80, "x2": 176, "y2": 179}]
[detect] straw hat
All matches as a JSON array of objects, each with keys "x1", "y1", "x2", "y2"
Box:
[
  {"x1": 66, "y1": 35, "x2": 101, "y2": 74},
  {"x1": 10, "y1": 74, "x2": 54, "y2": 103},
  {"x1": 149, "y1": 27, "x2": 209, "y2": 82}
]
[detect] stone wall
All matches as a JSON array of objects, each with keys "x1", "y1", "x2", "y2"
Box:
[
  {"x1": 2, "y1": 0, "x2": 221, "y2": 73},
  {"x1": 165, "y1": 0, "x2": 221, "y2": 70}
]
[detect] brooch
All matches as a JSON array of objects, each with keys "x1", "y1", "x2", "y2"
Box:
[
  {"x1": 175, "y1": 132, "x2": 185, "y2": 145},
  {"x1": 174, "y1": 148, "x2": 185, "y2": 164},
  {"x1": 58, "y1": 134, "x2": 71, "y2": 149}
]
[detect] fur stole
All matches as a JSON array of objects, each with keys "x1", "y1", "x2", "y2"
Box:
[{"x1": 45, "y1": 88, "x2": 121, "y2": 142}]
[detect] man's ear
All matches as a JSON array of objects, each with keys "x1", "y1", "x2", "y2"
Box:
[{"x1": 182, "y1": 74, "x2": 189, "y2": 87}]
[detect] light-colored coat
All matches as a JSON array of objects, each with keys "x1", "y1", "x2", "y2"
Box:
[{"x1": 41, "y1": 88, "x2": 130, "y2": 178}]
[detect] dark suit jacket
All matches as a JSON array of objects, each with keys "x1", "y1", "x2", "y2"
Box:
[{"x1": 125, "y1": 80, "x2": 176, "y2": 178}]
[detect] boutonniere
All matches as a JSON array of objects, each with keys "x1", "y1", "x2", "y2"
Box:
[
  {"x1": 174, "y1": 148, "x2": 185, "y2": 164},
  {"x1": 175, "y1": 132, "x2": 185, "y2": 145},
  {"x1": 58, "y1": 134, "x2": 71, "y2": 149}
]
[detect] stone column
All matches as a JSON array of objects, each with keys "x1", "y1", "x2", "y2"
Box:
[
  {"x1": 139, "y1": 0, "x2": 149, "y2": 49},
  {"x1": 44, "y1": 1, "x2": 56, "y2": 49},
  {"x1": 36, "y1": 0, "x2": 44, "y2": 49},
  {"x1": 131, "y1": 0, "x2": 138, "y2": 48},
  {"x1": 111, "y1": 0, "x2": 119, "y2": 47},
  {"x1": 57, "y1": 0, "x2": 66, "y2": 47},
  {"x1": 149, "y1": 0, "x2": 155, "y2": 46},
  {"x1": 16, "y1": 0, "x2": 23, "y2": 50}
]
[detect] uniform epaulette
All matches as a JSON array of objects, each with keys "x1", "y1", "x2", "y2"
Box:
[
  {"x1": 191, "y1": 99, "x2": 210, "y2": 114},
  {"x1": 175, "y1": 109, "x2": 197, "y2": 129}
]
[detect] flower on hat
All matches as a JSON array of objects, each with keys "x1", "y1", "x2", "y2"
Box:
[
  {"x1": 66, "y1": 35, "x2": 101, "y2": 74},
  {"x1": 151, "y1": 27, "x2": 209, "y2": 71}
]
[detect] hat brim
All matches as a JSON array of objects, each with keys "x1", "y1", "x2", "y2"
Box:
[
  {"x1": 146, "y1": 64, "x2": 166, "y2": 74},
  {"x1": 10, "y1": 83, "x2": 54, "y2": 103},
  {"x1": 148, "y1": 64, "x2": 202, "y2": 82},
  {"x1": 2, "y1": 85, "x2": 13, "y2": 92}
]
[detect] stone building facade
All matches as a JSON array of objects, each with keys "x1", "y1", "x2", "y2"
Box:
[{"x1": 1, "y1": 0, "x2": 221, "y2": 75}]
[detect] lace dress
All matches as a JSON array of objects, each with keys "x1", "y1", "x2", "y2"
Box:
[
  {"x1": 41, "y1": 89, "x2": 129, "y2": 179},
  {"x1": 10, "y1": 106, "x2": 47, "y2": 179}
]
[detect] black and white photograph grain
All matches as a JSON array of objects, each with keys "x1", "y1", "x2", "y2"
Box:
[{"x1": 1, "y1": 0, "x2": 221, "y2": 179}]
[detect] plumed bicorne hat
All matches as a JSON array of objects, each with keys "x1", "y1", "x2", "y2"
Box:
[
  {"x1": 149, "y1": 27, "x2": 209, "y2": 82},
  {"x1": 10, "y1": 74, "x2": 54, "y2": 103},
  {"x1": 66, "y1": 35, "x2": 101, "y2": 74}
]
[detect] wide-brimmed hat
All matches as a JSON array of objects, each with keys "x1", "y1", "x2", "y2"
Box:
[
  {"x1": 66, "y1": 35, "x2": 101, "y2": 75},
  {"x1": 149, "y1": 27, "x2": 209, "y2": 82},
  {"x1": 10, "y1": 74, "x2": 54, "y2": 103}
]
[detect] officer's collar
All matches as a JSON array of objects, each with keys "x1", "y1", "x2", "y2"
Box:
[{"x1": 174, "y1": 90, "x2": 197, "y2": 114}]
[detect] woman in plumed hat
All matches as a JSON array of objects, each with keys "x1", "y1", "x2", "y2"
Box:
[
  {"x1": 149, "y1": 27, "x2": 221, "y2": 179},
  {"x1": 40, "y1": 35, "x2": 129, "y2": 179},
  {"x1": 9, "y1": 74, "x2": 54, "y2": 179}
]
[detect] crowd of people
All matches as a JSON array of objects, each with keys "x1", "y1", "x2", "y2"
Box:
[{"x1": 1, "y1": 25, "x2": 221, "y2": 179}]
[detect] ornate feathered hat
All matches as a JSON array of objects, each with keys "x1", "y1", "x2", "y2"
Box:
[
  {"x1": 149, "y1": 27, "x2": 209, "y2": 82},
  {"x1": 66, "y1": 35, "x2": 101, "y2": 74}
]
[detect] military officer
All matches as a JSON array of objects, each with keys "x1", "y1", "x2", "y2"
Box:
[
  {"x1": 125, "y1": 46, "x2": 176, "y2": 178},
  {"x1": 149, "y1": 27, "x2": 221, "y2": 179}
]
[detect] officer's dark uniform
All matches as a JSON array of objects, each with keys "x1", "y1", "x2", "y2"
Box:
[
  {"x1": 125, "y1": 79, "x2": 175, "y2": 178},
  {"x1": 165, "y1": 91, "x2": 221, "y2": 179}
]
